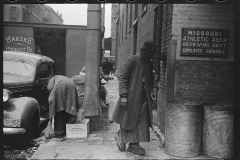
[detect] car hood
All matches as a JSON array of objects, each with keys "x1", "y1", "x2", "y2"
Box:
[{"x1": 3, "y1": 74, "x2": 33, "y2": 88}]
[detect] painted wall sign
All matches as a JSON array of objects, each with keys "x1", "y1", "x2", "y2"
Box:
[
  {"x1": 180, "y1": 28, "x2": 229, "y2": 57},
  {"x1": 4, "y1": 26, "x2": 35, "y2": 53},
  {"x1": 5, "y1": 36, "x2": 34, "y2": 52}
]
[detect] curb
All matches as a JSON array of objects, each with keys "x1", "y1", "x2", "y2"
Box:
[
  {"x1": 153, "y1": 125, "x2": 165, "y2": 147},
  {"x1": 30, "y1": 141, "x2": 48, "y2": 159}
]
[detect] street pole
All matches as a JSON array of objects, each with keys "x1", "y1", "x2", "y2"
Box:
[{"x1": 83, "y1": 4, "x2": 102, "y2": 116}]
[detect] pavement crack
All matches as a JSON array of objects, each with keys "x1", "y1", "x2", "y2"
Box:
[{"x1": 53, "y1": 145, "x2": 59, "y2": 159}]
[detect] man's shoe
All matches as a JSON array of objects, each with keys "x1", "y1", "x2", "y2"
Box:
[
  {"x1": 114, "y1": 134, "x2": 126, "y2": 152},
  {"x1": 127, "y1": 145, "x2": 145, "y2": 155},
  {"x1": 118, "y1": 143, "x2": 126, "y2": 152}
]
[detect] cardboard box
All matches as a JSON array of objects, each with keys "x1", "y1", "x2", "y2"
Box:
[{"x1": 66, "y1": 119, "x2": 89, "y2": 138}]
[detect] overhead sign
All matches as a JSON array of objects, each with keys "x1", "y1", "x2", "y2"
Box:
[{"x1": 180, "y1": 28, "x2": 229, "y2": 57}]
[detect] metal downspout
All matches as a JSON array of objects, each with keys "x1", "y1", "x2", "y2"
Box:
[{"x1": 154, "y1": 4, "x2": 163, "y2": 83}]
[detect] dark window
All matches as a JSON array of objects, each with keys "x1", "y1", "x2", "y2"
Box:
[
  {"x1": 122, "y1": 15, "x2": 124, "y2": 42},
  {"x1": 116, "y1": 18, "x2": 119, "y2": 46},
  {"x1": 129, "y1": 4, "x2": 132, "y2": 29},
  {"x1": 10, "y1": 6, "x2": 17, "y2": 21},
  {"x1": 38, "y1": 64, "x2": 50, "y2": 79},
  {"x1": 50, "y1": 64, "x2": 56, "y2": 77},
  {"x1": 119, "y1": 21, "x2": 121, "y2": 45},
  {"x1": 133, "y1": 22, "x2": 138, "y2": 55},
  {"x1": 134, "y1": 4, "x2": 138, "y2": 19},
  {"x1": 153, "y1": 7, "x2": 158, "y2": 43},
  {"x1": 125, "y1": 4, "x2": 128, "y2": 36}
]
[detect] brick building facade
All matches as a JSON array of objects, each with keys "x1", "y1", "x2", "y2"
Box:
[
  {"x1": 110, "y1": 4, "x2": 118, "y2": 58},
  {"x1": 4, "y1": 4, "x2": 63, "y2": 24},
  {"x1": 113, "y1": 3, "x2": 239, "y2": 158}
]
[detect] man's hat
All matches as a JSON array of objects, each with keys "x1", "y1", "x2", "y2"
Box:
[{"x1": 142, "y1": 41, "x2": 156, "y2": 55}]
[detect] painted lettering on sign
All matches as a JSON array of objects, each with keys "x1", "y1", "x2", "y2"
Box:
[
  {"x1": 4, "y1": 36, "x2": 34, "y2": 53},
  {"x1": 181, "y1": 28, "x2": 229, "y2": 57},
  {"x1": 6, "y1": 46, "x2": 33, "y2": 52},
  {"x1": 5, "y1": 36, "x2": 34, "y2": 44},
  {"x1": 69, "y1": 128, "x2": 85, "y2": 134}
]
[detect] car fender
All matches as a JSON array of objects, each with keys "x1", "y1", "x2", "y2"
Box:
[{"x1": 4, "y1": 97, "x2": 40, "y2": 129}]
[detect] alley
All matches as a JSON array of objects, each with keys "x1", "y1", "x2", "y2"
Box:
[
  {"x1": 31, "y1": 77, "x2": 213, "y2": 159},
  {"x1": 3, "y1": 3, "x2": 238, "y2": 160}
]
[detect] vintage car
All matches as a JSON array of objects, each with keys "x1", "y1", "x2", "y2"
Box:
[{"x1": 3, "y1": 51, "x2": 55, "y2": 143}]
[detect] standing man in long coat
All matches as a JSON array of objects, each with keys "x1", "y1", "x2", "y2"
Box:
[{"x1": 112, "y1": 41, "x2": 158, "y2": 155}]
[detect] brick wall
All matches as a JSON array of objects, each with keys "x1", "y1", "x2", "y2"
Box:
[
  {"x1": 157, "y1": 4, "x2": 173, "y2": 133},
  {"x1": 116, "y1": 4, "x2": 158, "y2": 77},
  {"x1": 157, "y1": 4, "x2": 235, "y2": 135},
  {"x1": 115, "y1": 4, "x2": 236, "y2": 137},
  {"x1": 115, "y1": 4, "x2": 132, "y2": 76},
  {"x1": 172, "y1": 4, "x2": 235, "y2": 61},
  {"x1": 111, "y1": 4, "x2": 117, "y2": 57},
  {"x1": 136, "y1": 4, "x2": 158, "y2": 54},
  {"x1": 171, "y1": 4, "x2": 235, "y2": 105},
  {"x1": 174, "y1": 60, "x2": 234, "y2": 102}
]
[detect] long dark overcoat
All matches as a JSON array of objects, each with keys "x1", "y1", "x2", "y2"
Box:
[
  {"x1": 112, "y1": 55, "x2": 155, "y2": 132},
  {"x1": 47, "y1": 75, "x2": 79, "y2": 119}
]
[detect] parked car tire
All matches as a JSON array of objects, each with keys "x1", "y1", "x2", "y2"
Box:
[{"x1": 22, "y1": 108, "x2": 40, "y2": 143}]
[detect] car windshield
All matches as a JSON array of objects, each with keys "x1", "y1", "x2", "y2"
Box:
[{"x1": 3, "y1": 60, "x2": 35, "y2": 78}]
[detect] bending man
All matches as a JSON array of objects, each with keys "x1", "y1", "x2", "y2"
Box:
[{"x1": 46, "y1": 75, "x2": 79, "y2": 138}]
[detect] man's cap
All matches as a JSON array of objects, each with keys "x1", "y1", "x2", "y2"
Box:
[{"x1": 142, "y1": 41, "x2": 156, "y2": 55}]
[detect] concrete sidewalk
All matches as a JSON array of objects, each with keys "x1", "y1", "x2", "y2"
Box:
[{"x1": 31, "y1": 77, "x2": 213, "y2": 159}]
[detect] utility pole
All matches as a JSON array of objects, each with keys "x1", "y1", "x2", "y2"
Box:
[{"x1": 83, "y1": 4, "x2": 102, "y2": 116}]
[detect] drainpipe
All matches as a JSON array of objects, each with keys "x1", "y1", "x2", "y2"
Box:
[
  {"x1": 154, "y1": 4, "x2": 163, "y2": 82},
  {"x1": 83, "y1": 4, "x2": 102, "y2": 116},
  {"x1": 101, "y1": 4, "x2": 105, "y2": 65},
  {"x1": 152, "y1": 4, "x2": 163, "y2": 109},
  {"x1": 115, "y1": 5, "x2": 120, "y2": 78}
]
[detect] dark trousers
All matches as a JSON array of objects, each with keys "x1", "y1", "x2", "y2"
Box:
[
  {"x1": 103, "y1": 70, "x2": 111, "y2": 75},
  {"x1": 54, "y1": 111, "x2": 70, "y2": 135}
]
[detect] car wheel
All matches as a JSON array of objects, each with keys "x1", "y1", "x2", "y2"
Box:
[{"x1": 23, "y1": 109, "x2": 40, "y2": 143}]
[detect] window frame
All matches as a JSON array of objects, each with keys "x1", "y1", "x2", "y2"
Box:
[
  {"x1": 121, "y1": 15, "x2": 124, "y2": 43},
  {"x1": 141, "y1": 4, "x2": 147, "y2": 17},
  {"x1": 153, "y1": 7, "x2": 158, "y2": 43},
  {"x1": 128, "y1": 4, "x2": 133, "y2": 34},
  {"x1": 10, "y1": 5, "x2": 17, "y2": 21},
  {"x1": 125, "y1": 4, "x2": 128, "y2": 38},
  {"x1": 38, "y1": 63, "x2": 51, "y2": 80},
  {"x1": 134, "y1": 4, "x2": 138, "y2": 20}
]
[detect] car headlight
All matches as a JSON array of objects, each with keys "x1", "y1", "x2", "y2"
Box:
[{"x1": 3, "y1": 89, "x2": 11, "y2": 103}]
